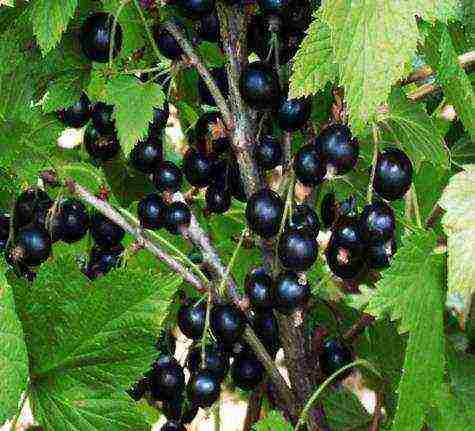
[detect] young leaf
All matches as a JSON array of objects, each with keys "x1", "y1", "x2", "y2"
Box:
[
  {"x1": 253, "y1": 410, "x2": 293, "y2": 431},
  {"x1": 30, "y1": 0, "x2": 78, "y2": 54},
  {"x1": 0, "y1": 262, "x2": 29, "y2": 424},
  {"x1": 462, "y1": 0, "x2": 475, "y2": 48},
  {"x1": 366, "y1": 232, "x2": 445, "y2": 431}
]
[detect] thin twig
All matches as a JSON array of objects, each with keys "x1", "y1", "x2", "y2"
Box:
[
  {"x1": 243, "y1": 384, "x2": 265, "y2": 431},
  {"x1": 369, "y1": 392, "x2": 383, "y2": 431},
  {"x1": 367, "y1": 126, "x2": 380, "y2": 204}
]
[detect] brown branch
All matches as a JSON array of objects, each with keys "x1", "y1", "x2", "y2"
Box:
[
  {"x1": 407, "y1": 83, "x2": 439, "y2": 102},
  {"x1": 343, "y1": 313, "x2": 375, "y2": 342},
  {"x1": 243, "y1": 383, "x2": 265, "y2": 431},
  {"x1": 369, "y1": 392, "x2": 383, "y2": 431},
  {"x1": 65, "y1": 179, "x2": 206, "y2": 292}
]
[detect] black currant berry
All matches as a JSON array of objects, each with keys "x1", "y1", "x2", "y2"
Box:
[
  {"x1": 84, "y1": 124, "x2": 120, "y2": 161},
  {"x1": 91, "y1": 102, "x2": 115, "y2": 135},
  {"x1": 53, "y1": 198, "x2": 90, "y2": 244},
  {"x1": 153, "y1": 25, "x2": 183, "y2": 60},
  {"x1": 127, "y1": 377, "x2": 150, "y2": 401},
  {"x1": 9, "y1": 226, "x2": 52, "y2": 267},
  {"x1": 197, "y1": 11, "x2": 220, "y2": 43},
  {"x1": 211, "y1": 304, "x2": 245, "y2": 344},
  {"x1": 366, "y1": 238, "x2": 396, "y2": 270},
  {"x1": 330, "y1": 217, "x2": 365, "y2": 256},
  {"x1": 177, "y1": 302, "x2": 206, "y2": 340},
  {"x1": 179, "y1": 0, "x2": 215, "y2": 18},
  {"x1": 239, "y1": 62, "x2": 281, "y2": 111},
  {"x1": 160, "y1": 421, "x2": 185, "y2": 431},
  {"x1": 190, "y1": 112, "x2": 230, "y2": 155},
  {"x1": 162, "y1": 396, "x2": 183, "y2": 421},
  {"x1": 130, "y1": 136, "x2": 163, "y2": 174},
  {"x1": 258, "y1": 0, "x2": 294, "y2": 17},
  {"x1": 245, "y1": 267, "x2": 274, "y2": 310},
  {"x1": 316, "y1": 124, "x2": 359, "y2": 175},
  {"x1": 320, "y1": 192, "x2": 338, "y2": 229},
  {"x1": 293, "y1": 144, "x2": 326, "y2": 186},
  {"x1": 278, "y1": 97, "x2": 311, "y2": 132},
  {"x1": 183, "y1": 149, "x2": 217, "y2": 188},
  {"x1": 150, "y1": 359, "x2": 185, "y2": 401},
  {"x1": 165, "y1": 202, "x2": 191, "y2": 235},
  {"x1": 0, "y1": 213, "x2": 10, "y2": 251},
  {"x1": 231, "y1": 354, "x2": 265, "y2": 391},
  {"x1": 286, "y1": 0, "x2": 313, "y2": 31},
  {"x1": 373, "y1": 148, "x2": 413, "y2": 201},
  {"x1": 57, "y1": 93, "x2": 91, "y2": 128},
  {"x1": 186, "y1": 344, "x2": 230, "y2": 382},
  {"x1": 274, "y1": 271, "x2": 310, "y2": 314},
  {"x1": 358, "y1": 201, "x2": 395, "y2": 243},
  {"x1": 199, "y1": 67, "x2": 229, "y2": 106},
  {"x1": 90, "y1": 212, "x2": 125, "y2": 248},
  {"x1": 253, "y1": 310, "x2": 280, "y2": 357},
  {"x1": 319, "y1": 338, "x2": 353, "y2": 377},
  {"x1": 85, "y1": 244, "x2": 124, "y2": 279},
  {"x1": 205, "y1": 185, "x2": 232, "y2": 215},
  {"x1": 255, "y1": 135, "x2": 282, "y2": 170},
  {"x1": 187, "y1": 370, "x2": 220, "y2": 408},
  {"x1": 80, "y1": 12, "x2": 123, "y2": 63},
  {"x1": 325, "y1": 239, "x2": 365, "y2": 280},
  {"x1": 288, "y1": 204, "x2": 320, "y2": 235},
  {"x1": 153, "y1": 161, "x2": 183, "y2": 193},
  {"x1": 138, "y1": 193, "x2": 167, "y2": 230},
  {"x1": 14, "y1": 188, "x2": 52, "y2": 230},
  {"x1": 149, "y1": 101, "x2": 170, "y2": 135},
  {"x1": 246, "y1": 189, "x2": 284, "y2": 239},
  {"x1": 278, "y1": 227, "x2": 318, "y2": 271}
]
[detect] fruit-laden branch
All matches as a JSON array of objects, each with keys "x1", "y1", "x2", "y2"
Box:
[
  {"x1": 163, "y1": 21, "x2": 233, "y2": 128},
  {"x1": 65, "y1": 179, "x2": 205, "y2": 292}
]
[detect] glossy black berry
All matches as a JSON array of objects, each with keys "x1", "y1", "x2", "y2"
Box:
[
  {"x1": 245, "y1": 267, "x2": 274, "y2": 310},
  {"x1": 253, "y1": 310, "x2": 280, "y2": 357},
  {"x1": 278, "y1": 97, "x2": 311, "y2": 132},
  {"x1": 150, "y1": 359, "x2": 185, "y2": 401},
  {"x1": 160, "y1": 421, "x2": 185, "y2": 431},
  {"x1": 358, "y1": 201, "x2": 395, "y2": 243},
  {"x1": 14, "y1": 188, "x2": 52, "y2": 230},
  {"x1": 153, "y1": 161, "x2": 183, "y2": 193},
  {"x1": 274, "y1": 271, "x2": 310, "y2": 314},
  {"x1": 53, "y1": 199, "x2": 90, "y2": 243},
  {"x1": 84, "y1": 124, "x2": 120, "y2": 161},
  {"x1": 330, "y1": 217, "x2": 365, "y2": 256},
  {"x1": 186, "y1": 344, "x2": 230, "y2": 383},
  {"x1": 289, "y1": 204, "x2": 320, "y2": 235},
  {"x1": 255, "y1": 135, "x2": 282, "y2": 170},
  {"x1": 246, "y1": 189, "x2": 284, "y2": 239},
  {"x1": 183, "y1": 149, "x2": 217, "y2": 188},
  {"x1": 373, "y1": 148, "x2": 413, "y2": 201},
  {"x1": 165, "y1": 202, "x2": 191, "y2": 234},
  {"x1": 85, "y1": 244, "x2": 124, "y2": 279},
  {"x1": 162, "y1": 397, "x2": 183, "y2": 421},
  {"x1": 326, "y1": 239, "x2": 365, "y2": 280},
  {"x1": 197, "y1": 11, "x2": 220, "y2": 43},
  {"x1": 80, "y1": 12, "x2": 123, "y2": 63},
  {"x1": 138, "y1": 193, "x2": 167, "y2": 230},
  {"x1": 293, "y1": 144, "x2": 326, "y2": 186},
  {"x1": 211, "y1": 304, "x2": 245, "y2": 344},
  {"x1": 149, "y1": 101, "x2": 170, "y2": 134},
  {"x1": 0, "y1": 213, "x2": 10, "y2": 251},
  {"x1": 316, "y1": 124, "x2": 359, "y2": 175},
  {"x1": 9, "y1": 226, "x2": 52, "y2": 267},
  {"x1": 127, "y1": 377, "x2": 150, "y2": 401},
  {"x1": 57, "y1": 93, "x2": 91, "y2": 128},
  {"x1": 206, "y1": 185, "x2": 232, "y2": 215},
  {"x1": 190, "y1": 112, "x2": 230, "y2": 155},
  {"x1": 90, "y1": 212, "x2": 125, "y2": 248},
  {"x1": 257, "y1": 0, "x2": 294, "y2": 17},
  {"x1": 153, "y1": 25, "x2": 183, "y2": 60},
  {"x1": 177, "y1": 302, "x2": 206, "y2": 340},
  {"x1": 130, "y1": 136, "x2": 163, "y2": 174},
  {"x1": 179, "y1": 0, "x2": 215, "y2": 18},
  {"x1": 199, "y1": 67, "x2": 229, "y2": 107},
  {"x1": 240, "y1": 62, "x2": 281, "y2": 111},
  {"x1": 278, "y1": 227, "x2": 318, "y2": 271},
  {"x1": 187, "y1": 370, "x2": 220, "y2": 408},
  {"x1": 286, "y1": 0, "x2": 313, "y2": 31},
  {"x1": 320, "y1": 338, "x2": 353, "y2": 377},
  {"x1": 366, "y1": 238, "x2": 396, "y2": 270},
  {"x1": 231, "y1": 354, "x2": 265, "y2": 391},
  {"x1": 91, "y1": 102, "x2": 115, "y2": 134}
]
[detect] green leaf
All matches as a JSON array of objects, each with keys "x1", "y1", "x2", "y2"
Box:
[
  {"x1": 253, "y1": 410, "x2": 293, "y2": 431},
  {"x1": 0, "y1": 262, "x2": 29, "y2": 424},
  {"x1": 462, "y1": 0, "x2": 475, "y2": 48},
  {"x1": 103, "y1": 75, "x2": 165, "y2": 155},
  {"x1": 451, "y1": 136, "x2": 475, "y2": 165},
  {"x1": 321, "y1": 0, "x2": 420, "y2": 134},
  {"x1": 30, "y1": 0, "x2": 78, "y2": 54},
  {"x1": 377, "y1": 89, "x2": 449, "y2": 169},
  {"x1": 365, "y1": 232, "x2": 445, "y2": 431},
  {"x1": 289, "y1": 14, "x2": 337, "y2": 99}
]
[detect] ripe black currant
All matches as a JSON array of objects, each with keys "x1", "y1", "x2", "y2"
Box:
[
  {"x1": 84, "y1": 124, "x2": 120, "y2": 162},
  {"x1": 14, "y1": 188, "x2": 52, "y2": 230},
  {"x1": 80, "y1": 13, "x2": 123, "y2": 63},
  {"x1": 197, "y1": 11, "x2": 220, "y2": 43},
  {"x1": 183, "y1": 149, "x2": 217, "y2": 188},
  {"x1": 293, "y1": 144, "x2": 326, "y2": 186},
  {"x1": 0, "y1": 213, "x2": 10, "y2": 251},
  {"x1": 149, "y1": 101, "x2": 170, "y2": 135},
  {"x1": 210, "y1": 304, "x2": 245, "y2": 344},
  {"x1": 187, "y1": 370, "x2": 220, "y2": 408},
  {"x1": 255, "y1": 135, "x2": 282, "y2": 170},
  {"x1": 160, "y1": 421, "x2": 186, "y2": 431},
  {"x1": 130, "y1": 136, "x2": 163, "y2": 174},
  {"x1": 205, "y1": 185, "x2": 232, "y2": 214},
  {"x1": 316, "y1": 124, "x2": 359, "y2": 175},
  {"x1": 153, "y1": 25, "x2": 184, "y2": 60},
  {"x1": 165, "y1": 202, "x2": 191, "y2": 235},
  {"x1": 53, "y1": 198, "x2": 90, "y2": 244},
  {"x1": 245, "y1": 267, "x2": 274, "y2": 310},
  {"x1": 231, "y1": 354, "x2": 265, "y2": 391},
  {"x1": 153, "y1": 161, "x2": 183, "y2": 193},
  {"x1": 239, "y1": 62, "x2": 281, "y2": 111},
  {"x1": 288, "y1": 204, "x2": 320, "y2": 235},
  {"x1": 85, "y1": 244, "x2": 124, "y2": 279},
  {"x1": 138, "y1": 193, "x2": 167, "y2": 230},
  {"x1": 9, "y1": 226, "x2": 52, "y2": 267},
  {"x1": 199, "y1": 67, "x2": 229, "y2": 107},
  {"x1": 373, "y1": 148, "x2": 413, "y2": 201},
  {"x1": 179, "y1": 0, "x2": 215, "y2": 18},
  {"x1": 90, "y1": 212, "x2": 125, "y2": 248},
  {"x1": 177, "y1": 302, "x2": 206, "y2": 340},
  {"x1": 186, "y1": 344, "x2": 230, "y2": 383},
  {"x1": 319, "y1": 338, "x2": 353, "y2": 377},
  {"x1": 325, "y1": 239, "x2": 365, "y2": 280},
  {"x1": 162, "y1": 396, "x2": 183, "y2": 421},
  {"x1": 286, "y1": 0, "x2": 313, "y2": 31},
  {"x1": 278, "y1": 227, "x2": 318, "y2": 271},
  {"x1": 320, "y1": 192, "x2": 338, "y2": 229},
  {"x1": 91, "y1": 102, "x2": 115, "y2": 135},
  {"x1": 246, "y1": 189, "x2": 284, "y2": 239},
  {"x1": 366, "y1": 238, "x2": 397, "y2": 270},
  {"x1": 190, "y1": 112, "x2": 230, "y2": 155},
  {"x1": 278, "y1": 97, "x2": 311, "y2": 132},
  {"x1": 258, "y1": 0, "x2": 294, "y2": 17},
  {"x1": 253, "y1": 310, "x2": 280, "y2": 357},
  {"x1": 274, "y1": 271, "x2": 311, "y2": 314},
  {"x1": 330, "y1": 217, "x2": 365, "y2": 255},
  {"x1": 150, "y1": 358, "x2": 185, "y2": 401},
  {"x1": 57, "y1": 93, "x2": 91, "y2": 128},
  {"x1": 358, "y1": 201, "x2": 395, "y2": 243}
]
